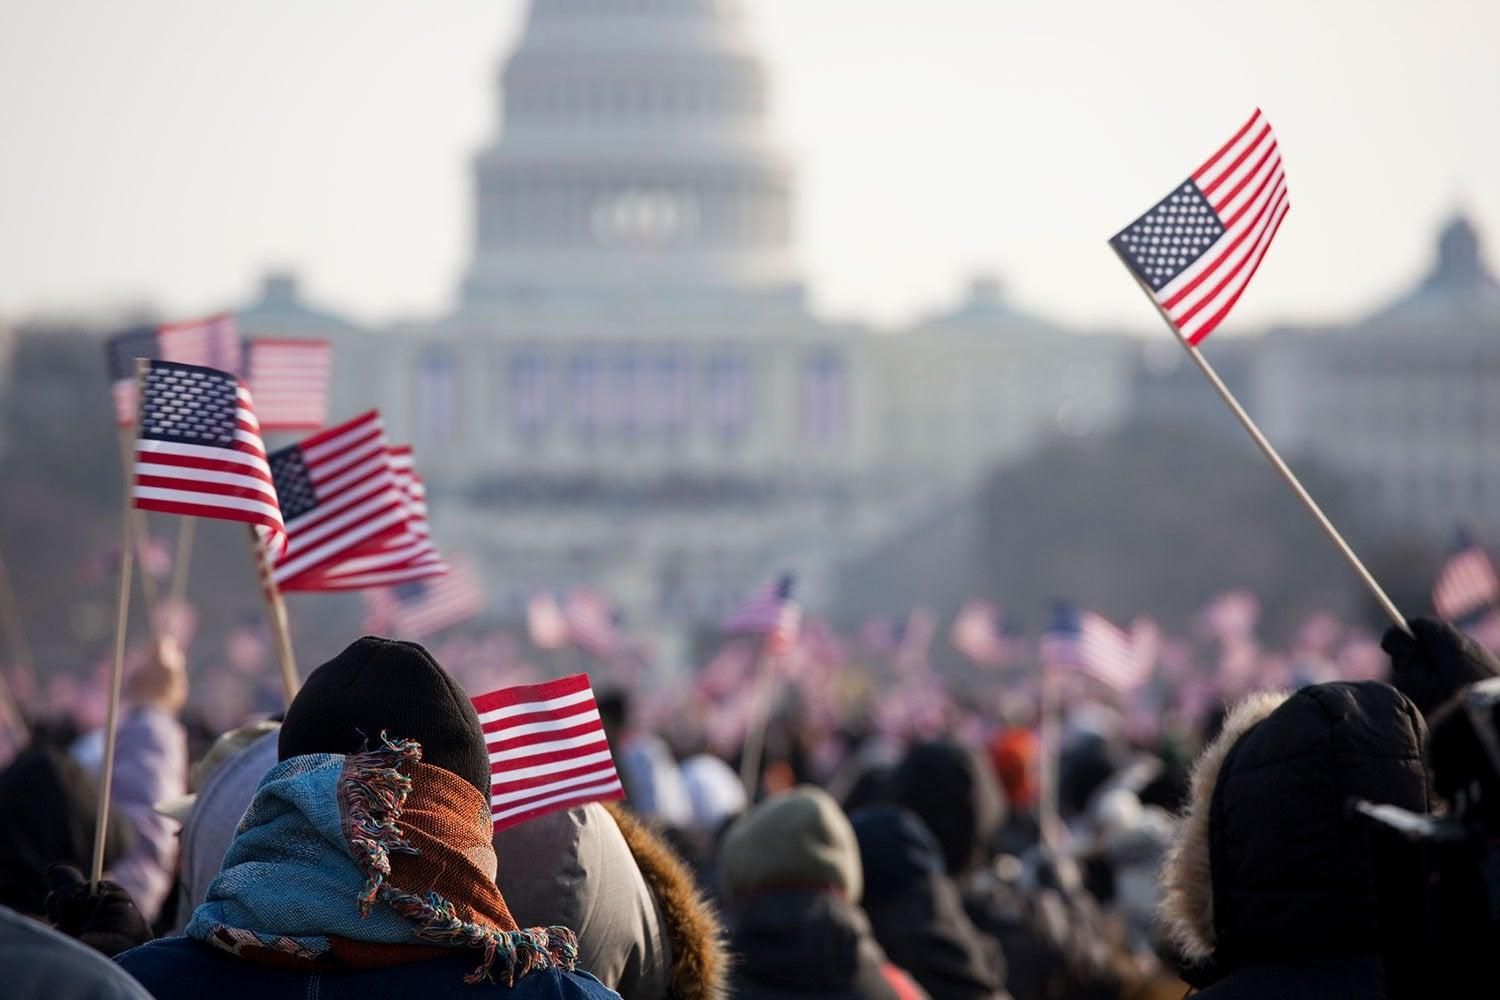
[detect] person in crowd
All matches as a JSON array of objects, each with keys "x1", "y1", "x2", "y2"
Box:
[
  {"x1": 1382, "y1": 615, "x2": 1500, "y2": 718},
  {"x1": 719, "y1": 785, "x2": 927, "y2": 999},
  {"x1": 161, "y1": 721, "x2": 279, "y2": 934},
  {"x1": 888, "y1": 741, "x2": 1120, "y2": 1000},
  {"x1": 850, "y1": 805, "x2": 1009, "y2": 1000},
  {"x1": 495, "y1": 799, "x2": 727, "y2": 999},
  {"x1": 1159, "y1": 680, "x2": 1430, "y2": 998},
  {"x1": 0, "y1": 900, "x2": 155, "y2": 1000},
  {"x1": 986, "y1": 728, "x2": 1041, "y2": 858},
  {"x1": 115, "y1": 636, "x2": 618, "y2": 999}
]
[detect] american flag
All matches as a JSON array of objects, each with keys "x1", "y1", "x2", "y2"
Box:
[
  {"x1": 950, "y1": 599, "x2": 1018, "y2": 669},
  {"x1": 1041, "y1": 603, "x2": 1148, "y2": 695},
  {"x1": 1433, "y1": 531, "x2": 1500, "y2": 623},
  {"x1": 721, "y1": 574, "x2": 801, "y2": 654},
  {"x1": 246, "y1": 338, "x2": 333, "y2": 431},
  {"x1": 131, "y1": 360, "x2": 285, "y2": 555},
  {"x1": 107, "y1": 315, "x2": 242, "y2": 425},
  {"x1": 1111, "y1": 109, "x2": 1290, "y2": 345},
  {"x1": 269, "y1": 412, "x2": 409, "y2": 589},
  {"x1": 470, "y1": 673, "x2": 624, "y2": 832},
  {"x1": 362, "y1": 558, "x2": 484, "y2": 639},
  {"x1": 527, "y1": 591, "x2": 570, "y2": 650},
  {"x1": 295, "y1": 445, "x2": 446, "y2": 590},
  {"x1": 564, "y1": 586, "x2": 621, "y2": 659}
]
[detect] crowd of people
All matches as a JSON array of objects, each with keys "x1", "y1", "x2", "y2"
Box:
[{"x1": 0, "y1": 611, "x2": 1497, "y2": 998}]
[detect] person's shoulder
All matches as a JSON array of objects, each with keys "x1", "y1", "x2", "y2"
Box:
[
  {"x1": 115, "y1": 935, "x2": 227, "y2": 986},
  {"x1": 0, "y1": 905, "x2": 154, "y2": 999}
]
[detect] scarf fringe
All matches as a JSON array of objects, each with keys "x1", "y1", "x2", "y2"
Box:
[{"x1": 341, "y1": 734, "x2": 579, "y2": 985}]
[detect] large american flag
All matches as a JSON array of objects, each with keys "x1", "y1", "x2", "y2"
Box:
[
  {"x1": 107, "y1": 316, "x2": 243, "y2": 426},
  {"x1": 470, "y1": 673, "x2": 624, "y2": 832},
  {"x1": 1111, "y1": 109, "x2": 1290, "y2": 345},
  {"x1": 131, "y1": 360, "x2": 285, "y2": 555},
  {"x1": 950, "y1": 598, "x2": 1018, "y2": 669},
  {"x1": 564, "y1": 586, "x2": 621, "y2": 659},
  {"x1": 246, "y1": 338, "x2": 333, "y2": 431},
  {"x1": 1433, "y1": 532, "x2": 1500, "y2": 623},
  {"x1": 295, "y1": 445, "x2": 446, "y2": 590},
  {"x1": 362, "y1": 558, "x2": 483, "y2": 639},
  {"x1": 269, "y1": 412, "x2": 409, "y2": 589},
  {"x1": 1041, "y1": 603, "x2": 1148, "y2": 695},
  {"x1": 721, "y1": 574, "x2": 801, "y2": 654}
]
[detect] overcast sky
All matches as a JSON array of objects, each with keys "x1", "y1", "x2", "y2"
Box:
[{"x1": 2, "y1": 0, "x2": 1498, "y2": 331}]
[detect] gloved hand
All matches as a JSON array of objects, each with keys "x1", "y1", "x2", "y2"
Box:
[
  {"x1": 44, "y1": 863, "x2": 153, "y2": 957},
  {"x1": 1381, "y1": 616, "x2": 1500, "y2": 718}
]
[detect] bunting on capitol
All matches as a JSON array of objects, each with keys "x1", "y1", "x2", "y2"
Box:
[
  {"x1": 246, "y1": 338, "x2": 333, "y2": 431},
  {"x1": 106, "y1": 314, "x2": 242, "y2": 425},
  {"x1": 268, "y1": 412, "x2": 410, "y2": 589},
  {"x1": 130, "y1": 360, "x2": 285, "y2": 555},
  {"x1": 471, "y1": 673, "x2": 624, "y2": 832},
  {"x1": 1110, "y1": 109, "x2": 1290, "y2": 344}
]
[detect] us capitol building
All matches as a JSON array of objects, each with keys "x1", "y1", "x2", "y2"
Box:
[{"x1": 234, "y1": 0, "x2": 1499, "y2": 664}]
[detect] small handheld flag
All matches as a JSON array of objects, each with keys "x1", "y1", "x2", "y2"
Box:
[
  {"x1": 1110, "y1": 109, "x2": 1289, "y2": 345},
  {"x1": 131, "y1": 360, "x2": 285, "y2": 556},
  {"x1": 1041, "y1": 603, "x2": 1148, "y2": 696},
  {"x1": 564, "y1": 587, "x2": 622, "y2": 659},
  {"x1": 246, "y1": 338, "x2": 333, "y2": 431},
  {"x1": 1433, "y1": 530, "x2": 1500, "y2": 623},
  {"x1": 950, "y1": 598, "x2": 1017, "y2": 669},
  {"x1": 470, "y1": 673, "x2": 624, "y2": 832},
  {"x1": 107, "y1": 315, "x2": 241, "y2": 426},
  {"x1": 721, "y1": 573, "x2": 801, "y2": 654},
  {"x1": 361, "y1": 559, "x2": 483, "y2": 639}
]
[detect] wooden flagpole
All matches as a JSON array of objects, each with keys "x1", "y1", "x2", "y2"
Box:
[
  {"x1": 247, "y1": 526, "x2": 300, "y2": 705},
  {"x1": 168, "y1": 516, "x2": 196, "y2": 607},
  {"x1": 114, "y1": 426, "x2": 160, "y2": 635},
  {"x1": 93, "y1": 361, "x2": 146, "y2": 883},
  {"x1": 1036, "y1": 654, "x2": 1063, "y2": 850},
  {"x1": 738, "y1": 641, "x2": 777, "y2": 799},
  {"x1": 1116, "y1": 253, "x2": 1410, "y2": 635}
]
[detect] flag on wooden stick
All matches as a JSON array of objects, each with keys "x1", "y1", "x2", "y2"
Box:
[
  {"x1": 362, "y1": 558, "x2": 483, "y2": 639},
  {"x1": 471, "y1": 673, "x2": 624, "y2": 832},
  {"x1": 564, "y1": 587, "x2": 621, "y2": 659},
  {"x1": 107, "y1": 315, "x2": 241, "y2": 425},
  {"x1": 1433, "y1": 530, "x2": 1500, "y2": 623},
  {"x1": 269, "y1": 412, "x2": 409, "y2": 589},
  {"x1": 950, "y1": 598, "x2": 1018, "y2": 669},
  {"x1": 1041, "y1": 603, "x2": 1150, "y2": 696},
  {"x1": 721, "y1": 574, "x2": 801, "y2": 655},
  {"x1": 246, "y1": 338, "x2": 333, "y2": 431},
  {"x1": 131, "y1": 360, "x2": 285, "y2": 555}
]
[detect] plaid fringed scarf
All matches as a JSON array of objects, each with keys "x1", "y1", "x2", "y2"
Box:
[{"x1": 186, "y1": 736, "x2": 578, "y2": 985}]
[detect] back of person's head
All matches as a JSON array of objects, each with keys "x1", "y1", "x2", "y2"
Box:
[
  {"x1": 889, "y1": 739, "x2": 1005, "y2": 876},
  {"x1": 0, "y1": 746, "x2": 131, "y2": 915},
  {"x1": 278, "y1": 635, "x2": 489, "y2": 798},
  {"x1": 719, "y1": 785, "x2": 862, "y2": 906},
  {"x1": 1160, "y1": 680, "x2": 1429, "y2": 984},
  {"x1": 847, "y1": 805, "x2": 944, "y2": 906}
]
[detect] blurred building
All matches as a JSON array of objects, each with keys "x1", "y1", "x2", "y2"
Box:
[
  {"x1": 1252, "y1": 215, "x2": 1500, "y2": 536},
  {"x1": 236, "y1": 0, "x2": 1133, "y2": 667}
]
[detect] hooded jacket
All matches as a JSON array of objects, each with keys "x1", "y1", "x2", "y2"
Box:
[
  {"x1": 1159, "y1": 681, "x2": 1430, "y2": 998},
  {"x1": 850, "y1": 806, "x2": 1009, "y2": 1000},
  {"x1": 720, "y1": 786, "x2": 927, "y2": 1000}
]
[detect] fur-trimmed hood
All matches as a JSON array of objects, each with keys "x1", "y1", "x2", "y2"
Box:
[{"x1": 1158, "y1": 682, "x2": 1429, "y2": 987}]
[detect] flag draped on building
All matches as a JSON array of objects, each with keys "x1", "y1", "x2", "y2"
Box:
[
  {"x1": 107, "y1": 315, "x2": 242, "y2": 425},
  {"x1": 1041, "y1": 603, "x2": 1148, "y2": 695},
  {"x1": 1110, "y1": 109, "x2": 1290, "y2": 344},
  {"x1": 361, "y1": 558, "x2": 483, "y2": 639},
  {"x1": 1433, "y1": 531, "x2": 1500, "y2": 623},
  {"x1": 246, "y1": 338, "x2": 333, "y2": 432},
  {"x1": 721, "y1": 574, "x2": 801, "y2": 654},
  {"x1": 564, "y1": 586, "x2": 621, "y2": 659},
  {"x1": 268, "y1": 412, "x2": 409, "y2": 589},
  {"x1": 131, "y1": 360, "x2": 285, "y2": 555},
  {"x1": 950, "y1": 598, "x2": 1017, "y2": 668},
  {"x1": 470, "y1": 673, "x2": 624, "y2": 832}
]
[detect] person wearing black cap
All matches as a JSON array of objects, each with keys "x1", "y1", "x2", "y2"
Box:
[{"x1": 116, "y1": 637, "x2": 619, "y2": 1000}]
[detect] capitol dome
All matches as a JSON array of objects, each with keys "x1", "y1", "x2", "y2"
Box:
[{"x1": 459, "y1": 0, "x2": 801, "y2": 315}]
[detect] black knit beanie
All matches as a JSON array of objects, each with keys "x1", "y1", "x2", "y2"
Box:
[{"x1": 279, "y1": 636, "x2": 491, "y2": 799}]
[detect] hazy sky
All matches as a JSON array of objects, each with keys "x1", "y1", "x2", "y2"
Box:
[{"x1": 2, "y1": 0, "x2": 1498, "y2": 331}]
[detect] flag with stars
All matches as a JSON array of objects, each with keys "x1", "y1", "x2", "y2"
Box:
[
  {"x1": 268, "y1": 411, "x2": 410, "y2": 589},
  {"x1": 950, "y1": 599, "x2": 1019, "y2": 669},
  {"x1": 1432, "y1": 529, "x2": 1500, "y2": 623},
  {"x1": 1040, "y1": 603, "x2": 1149, "y2": 695},
  {"x1": 1110, "y1": 109, "x2": 1290, "y2": 345},
  {"x1": 721, "y1": 574, "x2": 801, "y2": 654},
  {"x1": 131, "y1": 360, "x2": 285, "y2": 555},
  {"x1": 361, "y1": 558, "x2": 484, "y2": 638},
  {"x1": 106, "y1": 314, "x2": 242, "y2": 425}
]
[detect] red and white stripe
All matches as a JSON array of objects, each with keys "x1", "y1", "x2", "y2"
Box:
[
  {"x1": 1433, "y1": 546, "x2": 1500, "y2": 622},
  {"x1": 1043, "y1": 610, "x2": 1147, "y2": 695},
  {"x1": 362, "y1": 559, "x2": 484, "y2": 638},
  {"x1": 471, "y1": 673, "x2": 624, "y2": 832},
  {"x1": 132, "y1": 378, "x2": 285, "y2": 556},
  {"x1": 247, "y1": 338, "x2": 332, "y2": 431},
  {"x1": 950, "y1": 599, "x2": 1012, "y2": 669},
  {"x1": 272, "y1": 412, "x2": 409, "y2": 588},
  {"x1": 564, "y1": 586, "x2": 621, "y2": 659},
  {"x1": 1154, "y1": 109, "x2": 1290, "y2": 345},
  {"x1": 113, "y1": 314, "x2": 242, "y2": 425}
]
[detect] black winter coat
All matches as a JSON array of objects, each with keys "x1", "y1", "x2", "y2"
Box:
[{"x1": 727, "y1": 888, "x2": 906, "y2": 1000}]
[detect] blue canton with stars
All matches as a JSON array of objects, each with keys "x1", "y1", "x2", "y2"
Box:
[
  {"x1": 1110, "y1": 181, "x2": 1225, "y2": 291},
  {"x1": 106, "y1": 326, "x2": 160, "y2": 381},
  {"x1": 138, "y1": 361, "x2": 239, "y2": 447},
  {"x1": 268, "y1": 445, "x2": 319, "y2": 520}
]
